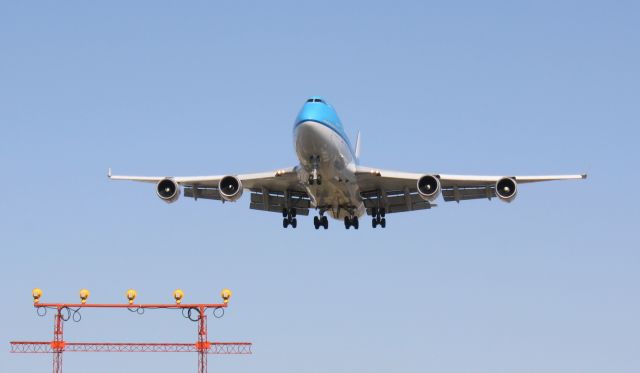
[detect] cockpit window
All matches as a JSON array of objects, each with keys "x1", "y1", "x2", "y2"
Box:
[
  {"x1": 306, "y1": 99, "x2": 314, "y2": 103},
  {"x1": 307, "y1": 98, "x2": 325, "y2": 103}
]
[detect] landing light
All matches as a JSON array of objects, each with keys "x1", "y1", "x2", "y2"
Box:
[
  {"x1": 221, "y1": 289, "x2": 232, "y2": 304},
  {"x1": 126, "y1": 289, "x2": 137, "y2": 305},
  {"x1": 79, "y1": 289, "x2": 90, "y2": 304},
  {"x1": 173, "y1": 289, "x2": 184, "y2": 304},
  {"x1": 32, "y1": 288, "x2": 42, "y2": 303}
]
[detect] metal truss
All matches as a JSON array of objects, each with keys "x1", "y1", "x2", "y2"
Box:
[{"x1": 11, "y1": 341, "x2": 252, "y2": 354}]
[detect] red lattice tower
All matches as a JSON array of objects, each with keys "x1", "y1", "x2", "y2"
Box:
[{"x1": 10, "y1": 289, "x2": 252, "y2": 373}]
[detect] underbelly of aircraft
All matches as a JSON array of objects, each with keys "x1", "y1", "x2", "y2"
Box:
[{"x1": 294, "y1": 121, "x2": 365, "y2": 219}]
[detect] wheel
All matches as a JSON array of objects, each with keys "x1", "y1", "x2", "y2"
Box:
[
  {"x1": 353, "y1": 217, "x2": 359, "y2": 229},
  {"x1": 290, "y1": 209, "x2": 297, "y2": 217},
  {"x1": 380, "y1": 208, "x2": 386, "y2": 217},
  {"x1": 321, "y1": 216, "x2": 328, "y2": 229},
  {"x1": 313, "y1": 216, "x2": 320, "y2": 229},
  {"x1": 372, "y1": 208, "x2": 378, "y2": 216},
  {"x1": 380, "y1": 218, "x2": 386, "y2": 228},
  {"x1": 316, "y1": 177, "x2": 322, "y2": 185},
  {"x1": 283, "y1": 218, "x2": 289, "y2": 228},
  {"x1": 372, "y1": 219, "x2": 377, "y2": 228},
  {"x1": 291, "y1": 218, "x2": 297, "y2": 228},
  {"x1": 344, "y1": 216, "x2": 350, "y2": 229},
  {"x1": 282, "y1": 208, "x2": 288, "y2": 218},
  {"x1": 308, "y1": 175, "x2": 314, "y2": 185}
]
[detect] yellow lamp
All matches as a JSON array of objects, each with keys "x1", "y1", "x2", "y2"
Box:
[
  {"x1": 79, "y1": 289, "x2": 90, "y2": 304},
  {"x1": 221, "y1": 289, "x2": 232, "y2": 304},
  {"x1": 126, "y1": 289, "x2": 137, "y2": 305},
  {"x1": 32, "y1": 288, "x2": 42, "y2": 303},
  {"x1": 173, "y1": 289, "x2": 184, "y2": 304}
]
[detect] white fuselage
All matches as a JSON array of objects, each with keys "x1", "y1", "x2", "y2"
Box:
[{"x1": 293, "y1": 121, "x2": 365, "y2": 219}]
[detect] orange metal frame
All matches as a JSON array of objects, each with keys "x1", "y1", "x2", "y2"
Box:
[{"x1": 10, "y1": 302, "x2": 252, "y2": 373}]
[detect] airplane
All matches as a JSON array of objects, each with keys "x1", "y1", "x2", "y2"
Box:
[{"x1": 109, "y1": 96, "x2": 586, "y2": 230}]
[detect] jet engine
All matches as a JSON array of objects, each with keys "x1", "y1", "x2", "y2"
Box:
[
  {"x1": 219, "y1": 176, "x2": 243, "y2": 202},
  {"x1": 495, "y1": 177, "x2": 517, "y2": 203},
  {"x1": 156, "y1": 178, "x2": 180, "y2": 203},
  {"x1": 417, "y1": 175, "x2": 441, "y2": 202}
]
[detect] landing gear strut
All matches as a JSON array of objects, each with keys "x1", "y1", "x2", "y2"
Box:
[
  {"x1": 344, "y1": 215, "x2": 359, "y2": 230},
  {"x1": 371, "y1": 208, "x2": 386, "y2": 228},
  {"x1": 282, "y1": 208, "x2": 298, "y2": 229},
  {"x1": 308, "y1": 156, "x2": 322, "y2": 185}
]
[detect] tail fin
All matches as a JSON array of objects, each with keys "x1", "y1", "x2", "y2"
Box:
[{"x1": 355, "y1": 131, "x2": 362, "y2": 162}]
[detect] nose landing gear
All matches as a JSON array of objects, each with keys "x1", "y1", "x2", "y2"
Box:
[
  {"x1": 308, "y1": 174, "x2": 322, "y2": 185},
  {"x1": 308, "y1": 156, "x2": 322, "y2": 185}
]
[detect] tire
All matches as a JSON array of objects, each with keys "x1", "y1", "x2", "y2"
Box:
[
  {"x1": 291, "y1": 218, "x2": 297, "y2": 229},
  {"x1": 380, "y1": 208, "x2": 386, "y2": 217},
  {"x1": 353, "y1": 217, "x2": 359, "y2": 229},
  {"x1": 344, "y1": 217, "x2": 350, "y2": 229},
  {"x1": 322, "y1": 216, "x2": 328, "y2": 229},
  {"x1": 380, "y1": 218, "x2": 386, "y2": 228},
  {"x1": 290, "y1": 209, "x2": 297, "y2": 217},
  {"x1": 283, "y1": 218, "x2": 289, "y2": 228},
  {"x1": 282, "y1": 208, "x2": 288, "y2": 218},
  {"x1": 314, "y1": 216, "x2": 320, "y2": 229},
  {"x1": 372, "y1": 219, "x2": 377, "y2": 228}
]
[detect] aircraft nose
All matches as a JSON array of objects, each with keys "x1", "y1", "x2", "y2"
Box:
[
  {"x1": 296, "y1": 103, "x2": 323, "y2": 124},
  {"x1": 294, "y1": 120, "x2": 325, "y2": 157}
]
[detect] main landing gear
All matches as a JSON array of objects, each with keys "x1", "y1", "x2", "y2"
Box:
[
  {"x1": 308, "y1": 156, "x2": 322, "y2": 185},
  {"x1": 371, "y1": 208, "x2": 386, "y2": 228},
  {"x1": 344, "y1": 215, "x2": 359, "y2": 230},
  {"x1": 313, "y1": 215, "x2": 329, "y2": 230},
  {"x1": 282, "y1": 208, "x2": 297, "y2": 229}
]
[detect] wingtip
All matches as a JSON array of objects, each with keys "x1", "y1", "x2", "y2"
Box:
[
  {"x1": 581, "y1": 173, "x2": 587, "y2": 179},
  {"x1": 108, "y1": 168, "x2": 112, "y2": 178}
]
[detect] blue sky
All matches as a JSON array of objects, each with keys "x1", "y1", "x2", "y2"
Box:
[{"x1": 1, "y1": 1, "x2": 638, "y2": 372}]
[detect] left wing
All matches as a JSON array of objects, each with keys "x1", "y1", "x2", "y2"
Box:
[
  {"x1": 108, "y1": 167, "x2": 311, "y2": 215},
  {"x1": 356, "y1": 166, "x2": 586, "y2": 214}
]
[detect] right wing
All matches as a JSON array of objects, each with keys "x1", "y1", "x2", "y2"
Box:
[{"x1": 108, "y1": 167, "x2": 311, "y2": 215}]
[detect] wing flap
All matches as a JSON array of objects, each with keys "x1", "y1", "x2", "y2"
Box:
[
  {"x1": 184, "y1": 186, "x2": 222, "y2": 201},
  {"x1": 361, "y1": 190, "x2": 433, "y2": 215},
  {"x1": 249, "y1": 191, "x2": 311, "y2": 215},
  {"x1": 441, "y1": 186, "x2": 496, "y2": 202}
]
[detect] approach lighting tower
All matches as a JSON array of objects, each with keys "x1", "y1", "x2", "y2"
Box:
[{"x1": 10, "y1": 288, "x2": 252, "y2": 373}]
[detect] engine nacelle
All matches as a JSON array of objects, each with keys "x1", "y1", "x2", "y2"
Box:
[
  {"x1": 496, "y1": 177, "x2": 517, "y2": 203},
  {"x1": 218, "y1": 176, "x2": 243, "y2": 202},
  {"x1": 417, "y1": 175, "x2": 441, "y2": 202},
  {"x1": 156, "y1": 178, "x2": 180, "y2": 203}
]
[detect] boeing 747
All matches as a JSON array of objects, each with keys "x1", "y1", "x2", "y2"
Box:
[{"x1": 109, "y1": 97, "x2": 586, "y2": 229}]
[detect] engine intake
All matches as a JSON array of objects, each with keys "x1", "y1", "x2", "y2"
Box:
[
  {"x1": 156, "y1": 178, "x2": 180, "y2": 203},
  {"x1": 417, "y1": 175, "x2": 441, "y2": 202},
  {"x1": 219, "y1": 176, "x2": 243, "y2": 202},
  {"x1": 496, "y1": 177, "x2": 517, "y2": 202}
]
